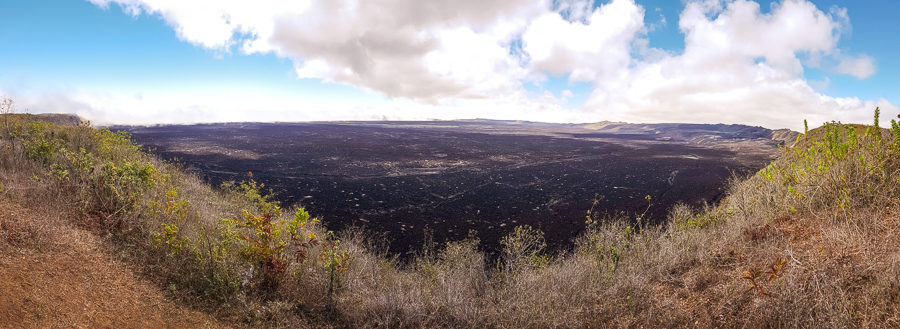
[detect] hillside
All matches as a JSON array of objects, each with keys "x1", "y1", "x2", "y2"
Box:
[
  {"x1": 0, "y1": 111, "x2": 899, "y2": 328},
  {"x1": 0, "y1": 203, "x2": 222, "y2": 328}
]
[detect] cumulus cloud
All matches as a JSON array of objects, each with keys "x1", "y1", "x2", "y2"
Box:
[
  {"x1": 522, "y1": 0, "x2": 644, "y2": 82},
  {"x1": 73, "y1": 0, "x2": 896, "y2": 130},
  {"x1": 89, "y1": 0, "x2": 545, "y2": 101},
  {"x1": 580, "y1": 0, "x2": 895, "y2": 129}
]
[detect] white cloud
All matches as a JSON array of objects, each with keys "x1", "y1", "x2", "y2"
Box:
[
  {"x1": 835, "y1": 54, "x2": 876, "y2": 79},
  {"x1": 678, "y1": 0, "x2": 843, "y2": 76},
  {"x1": 2, "y1": 85, "x2": 588, "y2": 126},
  {"x1": 580, "y1": 0, "x2": 894, "y2": 129},
  {"x1": 522, "y1": 0, "x2": 644, "y2": 82},
  {"x1": 64, "y1": 0, "x2": 898, "y2": 130},
  {"x1": 89, "y1": 0, "x2": 545, "y2": 101},
  {"x1": 88, "y1": 0, "x2": 314, "y2": 50},
  {"x1": 808, "y1": 76, "x2": 830, "y2": 91}
]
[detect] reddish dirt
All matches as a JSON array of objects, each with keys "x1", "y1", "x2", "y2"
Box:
[{"x1": 0, "y1": 203, "x2": 227, "y2": 328}]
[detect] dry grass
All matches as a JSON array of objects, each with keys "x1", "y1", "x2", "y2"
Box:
[{"x1": 0, "y1": 198, "x2": 225, "y2": 328}]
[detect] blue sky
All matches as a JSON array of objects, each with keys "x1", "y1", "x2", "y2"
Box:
[
  {"x1": 0, "y1": 0, "x2": 897, "y2": 128},
  {"x1": 0, "y1": 0, "x2": 376, "y2": 100}
]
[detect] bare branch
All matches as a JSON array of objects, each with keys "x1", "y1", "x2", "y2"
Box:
[{"x1": 0, "y1": 96, "x2": 14, "y2": 139}]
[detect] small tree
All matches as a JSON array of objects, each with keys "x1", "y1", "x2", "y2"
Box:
[{"x1": 0, "y1": 96, "x2": 13, "y2": 139}]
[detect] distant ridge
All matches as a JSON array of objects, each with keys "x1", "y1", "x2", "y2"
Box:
[
  {"x1": 770, "y1": 128, "x2": 801, "y2": 147},
  {"x1": 7, "y1": 113, "x2": 91, "y2": 127}
]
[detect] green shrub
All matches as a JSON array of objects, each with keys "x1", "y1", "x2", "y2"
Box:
[
  {"x1": 185, "y1": 222, "x2": 243, "y2": 300},
  {"x1": 890, "y1": 115, "x2": 900, "y2": 154},
  {"x1": 94, "y1": 160, "x2": 158, "y2": 220},
  {"x1": 147, "y1": 185, "x2": 244, "y2": 301},
  {"x1": 92, "y1": 128, "x2": 141, "y2": 161},
  {"x1": 673, "y1": 210, "x2": 725, "y2": 230},
  {"x1": 319, "y1": 231, "x2": 351, "y2": 306},
  {"x1": 753, "y1": 108, "x2": 900, "y2": 219},
  {"x1": 150, "y1": 187, "x2": 192, "y2": 255},
  {"x1": 63, "y1": 148, "x2": 95, "y2": 178},
  {"x1": 500, "y1": 225, "x2": 548, "y2": 276}
]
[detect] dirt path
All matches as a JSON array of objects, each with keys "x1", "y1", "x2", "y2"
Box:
[{"x1": 0, "y1": 203, "x2": 227, "y2": 328}]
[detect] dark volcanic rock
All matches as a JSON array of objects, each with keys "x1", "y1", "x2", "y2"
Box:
[{"x1": 118, "y1": 120, "x2": 789, "y2": 257}]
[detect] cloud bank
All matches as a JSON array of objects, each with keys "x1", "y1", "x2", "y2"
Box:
[{"x1": 40, "y1": 0, "x2": 898, "y2": 128}]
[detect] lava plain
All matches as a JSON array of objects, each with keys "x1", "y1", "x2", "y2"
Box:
[{"x1": 122, "y1": 121, "x2": 783, "y2": 257}]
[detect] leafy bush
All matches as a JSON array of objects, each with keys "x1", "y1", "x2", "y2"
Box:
[
  {"x1": 93, "y1": 160, "x2": 158, "y2": 222},
  {"x1": 150, "y1": 187, "x2": 192, "y2": 255},
  {"x1": 92, "y1": 128, "x2": 141, "y2": 161},
  {"x1": 500, "y1": 225, "x2": 548, "y2": 276},
  {"x1": 755, "y1": 109, "x2": 900, "y2": 220},
  {"x1": 24, "y1": 135, "x2": 61, "y2": 164}
]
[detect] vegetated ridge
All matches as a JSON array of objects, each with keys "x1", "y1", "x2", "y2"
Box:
[{"x1": 0, "y1": 109, "x2": 898, "y2": 328}]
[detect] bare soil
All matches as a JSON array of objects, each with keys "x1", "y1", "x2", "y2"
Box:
[{"x1": 0, "y1": 202, "x2": 226, "y2": 328}]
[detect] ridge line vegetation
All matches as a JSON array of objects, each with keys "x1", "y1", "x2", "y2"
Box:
[{"x1": 1, "y1": 102, "x2": 899, "y2": 327}]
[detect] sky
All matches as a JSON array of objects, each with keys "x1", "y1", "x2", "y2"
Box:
[{"x1": 0, "y1": 0, "x2": 898, "y2": 129}]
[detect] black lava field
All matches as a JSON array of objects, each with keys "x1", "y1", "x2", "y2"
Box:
[{"x1": 121, "y1": 120, "x2": 790, "y2": 256}]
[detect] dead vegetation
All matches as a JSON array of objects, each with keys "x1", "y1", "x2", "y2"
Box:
[{"x1": 1, "y1": 103, "x2": 899, "y2": 328}]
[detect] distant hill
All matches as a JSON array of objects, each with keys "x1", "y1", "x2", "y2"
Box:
[{"x1": 3, "y1": 113, "x2": 90, "y2": 127}]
